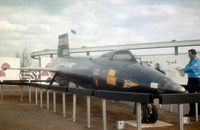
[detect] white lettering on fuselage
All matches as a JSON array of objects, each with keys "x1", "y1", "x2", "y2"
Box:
[
  {"x1": 58, "y1": 62, "x2": 77, "y2": 68},
  {"x1": 93, "y1": 69, "x2": 100, "y2": 76}
]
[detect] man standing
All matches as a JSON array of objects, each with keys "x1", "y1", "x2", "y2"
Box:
[
  {"x1": 155, "y1": 63, "x2": 166, "y2": 75},
  {"x1": 184, "y1": 49, "x2": 200, "y2": 117}
]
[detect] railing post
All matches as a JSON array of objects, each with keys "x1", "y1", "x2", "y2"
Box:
[
  {"x1": 136, "y1": 103, "x2": 142, "y2": 130},
  {"x1": 72, "y1": 94, "x2": 76, "y2": 122},
  {"x1": 47, "y1": 90, "x2": 49, "y2": 111},
  {"x1": 102, "y1": 99, "x2": 107, "y2": 130},
  {"x1": 87, "y1": 96, "x2": 91, "y2": 128},
  {"x1": 20, "y1": 86, "x2": 23, "y2": 102},
  {"x1": 53, "y1": 91, "x2": 56, "y2": 112},
  {"x1": 169, "y1": 104, "x2": 173, "y2": 112},
  {"x1": 35, "y1": 88, "x2": 38, "y2": 106},
  {"x1": 195, "y1": 102, "x2": 198, "y2": 121},
  {"x1": 62, "y1": 92, "x2": 66, "y2": 118},
  {"x1": 40, "y1": 88, "x2": 43, "y2": 108},
  {"x1": 195, "y1": 92, "x2": 198, "y2": 122},
  {"x1": 178, "y1": 104, "x2": 184, "y2": 130},
  {"x1": 159, "y1": 104, "x2": 162, "y2": 109},
  {"x1": 29, "y1": 87, "x2": 32, "y2": 103},
  {"x1": 0, "y1": 84, "x2": 3, "y2": 101}
]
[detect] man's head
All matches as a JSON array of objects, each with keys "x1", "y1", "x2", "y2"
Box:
[
  {"x1": 155, "y1": 63, "x2": 160, "y2": 69},
  {"x1": 188, "y1": 49, "x2": 197, "y2": 59}
]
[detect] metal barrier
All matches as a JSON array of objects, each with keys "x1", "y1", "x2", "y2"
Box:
[
  {"x1": 94, "y1": 90, "x2": 153, "y2": 130},
  {"x1": 69, "y1": 88, "x2": 93, "y2": 128},
  {"x1": 159, "y1": 93, "x2": 200, "y2": 130},
  {"x1": 1, "y1": 80, "x2": 200, "y2": 130}
]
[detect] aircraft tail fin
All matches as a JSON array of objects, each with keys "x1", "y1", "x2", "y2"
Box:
[{"x1": 58, "y1": 33, "x2": 70, "y2": 57}]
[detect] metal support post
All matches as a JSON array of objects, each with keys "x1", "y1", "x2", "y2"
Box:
[
  {"x1": 40, "y1": 89, "x2": 43, "y2": 108},
  {"x1": 87, "y1": 96, "x2": 91, "y2": 128},
  {"x1": 72, "y1": 94, "x2": 77, "y2": 122},
  {"x1": 35, "y1": 88, "x2": 38, "y2": 106},
  {"x1": 0, "y1": 85, "x2": 3, "y2": 101},
  {"x1": 195, "y1": 92, "x2": 198, "y2": 121},
  {"x1": 178, "y1": 104, "x2": 184, "y2": 130},
  {"x1": 62, "y1": 93, "x2": 66, "y2": 118},
  {"x1": 53, "y1": 91, "x2": 56, "y2": 112},
  {"x1": 20, "y1": 86, "x2": 23, "y2": 102},
  {"x1": 136, "y1": 103, "x2": 142, "y2": 130},
  {"x1": 169, "y1": 104, "x2": 173, "y2": 112},
  {"x1": 195, "y1": 103, "x2": 198, "y2": 121},
  {"x1": 102, "y1": 99, "x2": 107, "y2": 130},
  {"x1": 29, "y1": 87, "x2": 32, "y2": 103},
  {"x1": 47, "y1": 90, "x2": 49, "y2": 111},
  {"x1": 159, "y1": 104, "x2": 162, "y2": 109}
]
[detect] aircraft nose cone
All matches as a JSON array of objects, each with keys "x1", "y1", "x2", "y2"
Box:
[
  {"x1": 163, "y1": 80, "x2": 185, "y2": 93},
  {"x1": 174, "y1": 85, "x2": 185, "y2": 93}
]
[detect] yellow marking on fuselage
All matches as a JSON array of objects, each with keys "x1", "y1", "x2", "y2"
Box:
[
  {"x1": 107, "y1": 69, "x2": 117, "y2": 86},
  {"x1": 123, "y1": 80, "x2": 139, "y2": 88},
  {"x1": 107, "y1": 76, "x2": 116, "y2": 86},
  {"x1": 107, "y1": 69, "x2": 116, "y2": 77}
]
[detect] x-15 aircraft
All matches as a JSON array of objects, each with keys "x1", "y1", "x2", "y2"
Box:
[{"x1": 3, "y1": 38, "x2": 185, "y2": 123}]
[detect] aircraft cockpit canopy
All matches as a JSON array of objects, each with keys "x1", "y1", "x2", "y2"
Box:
[{"x1": 101, "y1": 50, "x2": 137, "y2": 62}]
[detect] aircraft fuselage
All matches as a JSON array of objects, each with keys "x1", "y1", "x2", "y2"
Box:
[{"x1": 49, "y1": 50, "x2": 185, "y2": 95}]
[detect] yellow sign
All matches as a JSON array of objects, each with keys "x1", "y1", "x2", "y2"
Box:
[{"x1": 124, "y1": 80, "x2": 139, "y2": 88}]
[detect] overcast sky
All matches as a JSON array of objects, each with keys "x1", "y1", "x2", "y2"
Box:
[{"x1": 0, "y1": 0, "x2": 200, "y2": 57}]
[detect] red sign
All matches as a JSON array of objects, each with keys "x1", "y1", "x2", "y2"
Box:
[
  {"x1": 1, "y1": 63, "x2": 11, "y2": 70},
  {"x1": 0, "y1": 70, "x2": 5, "y2": 77}
]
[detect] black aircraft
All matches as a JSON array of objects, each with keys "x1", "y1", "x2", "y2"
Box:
[{"x1": 3, "y1": 37, "x2": 185, "y2": 123}]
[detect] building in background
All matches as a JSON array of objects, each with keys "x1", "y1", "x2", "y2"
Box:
[
  {"x1": 137, "y1": 53, "x2": 200, "y2": 84},
  {"x1": 0, "y1": 52, "x2": 198, "y2": 85}
]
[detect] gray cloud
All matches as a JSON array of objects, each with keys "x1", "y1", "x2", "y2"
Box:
[
  {"x1": 0, "y1": 0, "x2": 72, "y2": 14},
  {"x1": 0, "y1": 0, "x2": 200, "y2": 57}
]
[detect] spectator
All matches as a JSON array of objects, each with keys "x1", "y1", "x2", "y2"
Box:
[
  {"x1": 155, "y1": 63, "x2": 165, "y2": 75},
  {"x1": 184, "y1": 49, "x2": 200, "y2": 117}
]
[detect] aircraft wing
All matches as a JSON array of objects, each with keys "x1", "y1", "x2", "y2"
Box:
[{"x1": 2, "y1": 67, "x2": 58, "y2": 72}]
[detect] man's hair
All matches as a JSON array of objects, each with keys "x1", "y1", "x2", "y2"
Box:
[{"x1": 188, "y1": 49, "x2": 197, "y2": 55}]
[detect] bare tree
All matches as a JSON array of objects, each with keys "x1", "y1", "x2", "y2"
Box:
[
  {"x1": 15, "y1": 52, "x2": 20, "y2": 58},
  {"x1": 20, "y1": 48, "x2": 32, "y2": 67}
]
